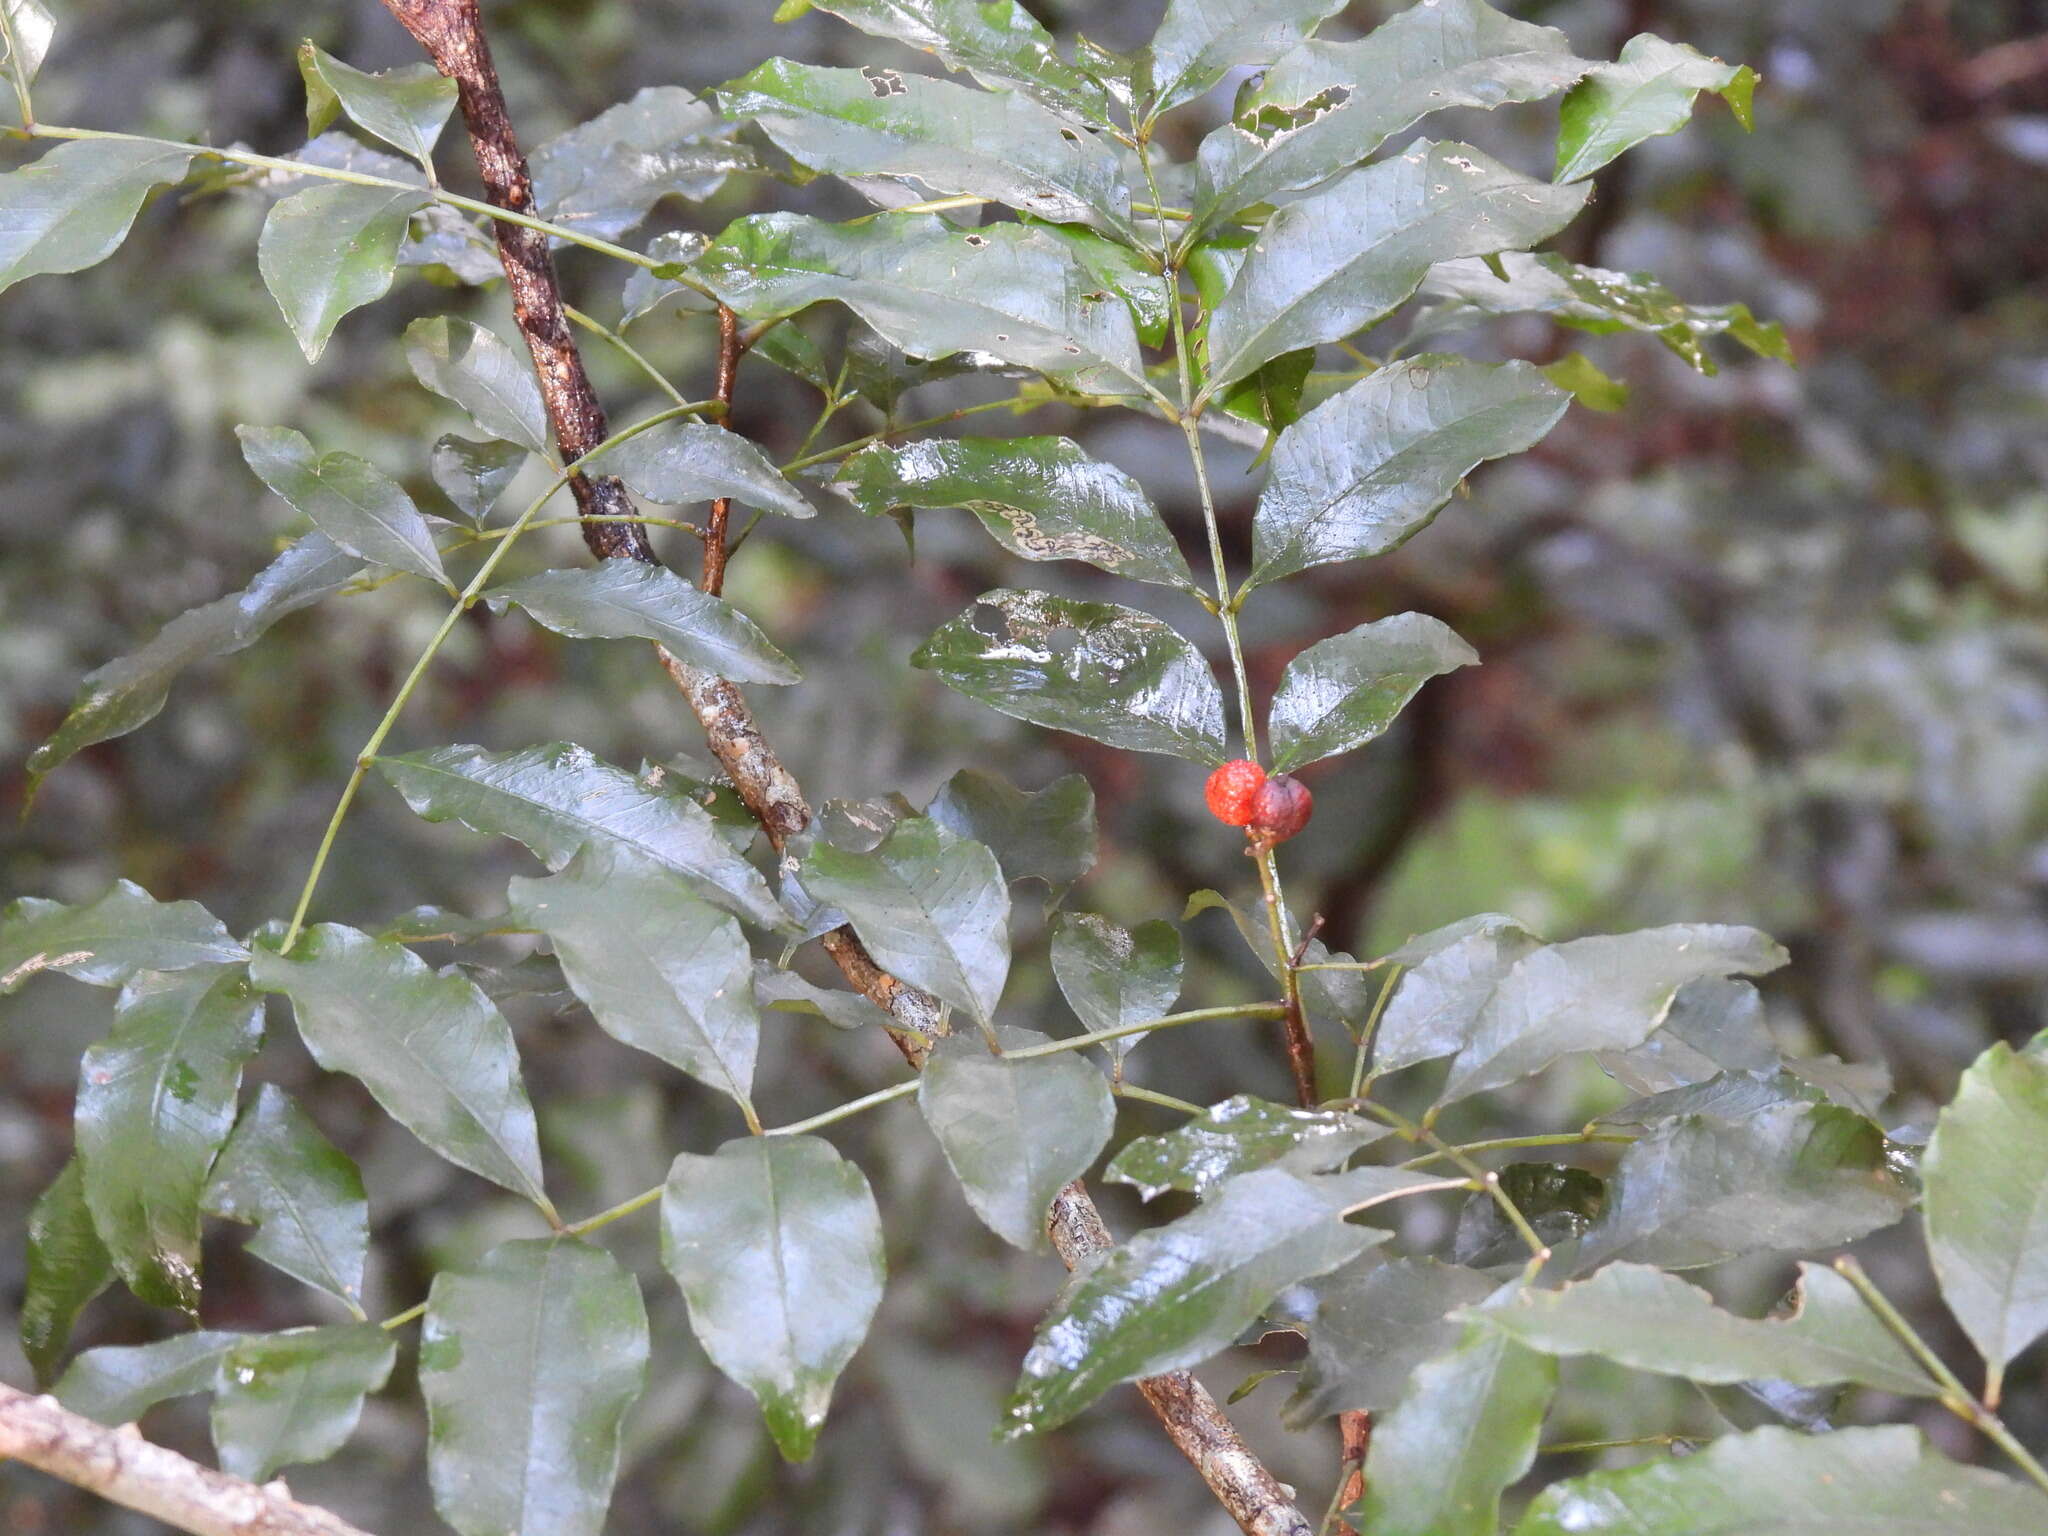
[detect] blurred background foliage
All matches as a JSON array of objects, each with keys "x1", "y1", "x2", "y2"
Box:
[{"x1": 4, "y1": 0, "x2": 2047, "y2": 1531}]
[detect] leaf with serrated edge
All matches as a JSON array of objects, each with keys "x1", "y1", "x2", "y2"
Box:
[
  {"x1": 594, "y1": 418, "x2": 813, "y2": 518},
  {"x1": 21, "y1": 1159, "x2": 114, "y2": 1386},
  {"x1": 927, "y1": 768, "x2": 1098, "y2": 890},
  {"x1": 0, "y1": 139, "x2": 193, "y2": 294},
  {"x1": 259, "y1": 181, "x2": 428, "y2": 362},
  {"x1": 1105, "y1": 1094, "x2": 1382, "y2": 1201},
  {"x1": 202, "y1": 1085, "x2": 369, "y2": 1314},
  {"x1": 297, "y1": 42, "x2": 458, "y2": 168},
  {"x1": 1555, "y1": 33, "x2": 1756, "y2": 183},
  {"x1": 211, "y1": 1323, "x2": 395, "y2": 1481},
  {"x1": 405, "y1": 316, "x2": 549, "y2": 453},
  {"x1": 1270, "y1": 613, "x2": 1477, "y2": 771},
  {"x1": 1, "y1": 881, "x2": 246, "y2": 995},
  {"x1": 1050, "y1": 912, "x2": 1180, "y2": 1068},
  {"x1": 238, "y1": 424, "x2": 447, "y2": 588},
  {"x1": 1144, "y1": 0, "x2": 1347, "y2": 118}
]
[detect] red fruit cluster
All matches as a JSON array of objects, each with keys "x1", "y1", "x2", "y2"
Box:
[{"x1": 1204, "y1": 760, "x2": 1315, "y2": 846}]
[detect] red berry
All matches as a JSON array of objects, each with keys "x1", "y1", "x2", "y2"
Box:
[
  {"x1": 1204, "y1": 759, "x2": 1267, "y2": 826},
  {"x1": 1248, "y1": 774, "x2": 1313, "y2": 846}
]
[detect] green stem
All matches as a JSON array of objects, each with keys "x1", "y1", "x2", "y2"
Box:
[
  {"x1": 1342, "y1": 1175, "x2": 1476, "y2": 1218},
  {"x1": 1358, "y1": 1100, "x2": 1552, "y2": 1261},
  {"x1": 1115, "y1": 1082, "x2": 1205, "y2": 1117},
  {"x1": 1001, "y1": 1002, "x2": 1288, "y2": 1060},
  {"x1": 777, "y1": 393, "x2": 1032, "y2": 476},
  {"x1": 456, "y1": 512, "x2": 710, "y2": 545},
  {"x1": 1349, "y1": 963, "x2": 1403, "y2": 1099},
  {"x1": 1541, "y1": 1434, "x2": 1689, "y2": 1456},
  {"x1": 1397, "y1": 1126, "x2": 1636, "y2": 1171},
  {"x1": 564, "y1": 1183, "x2": 665, "y2": 1238},
  {"x1": 768, "y1": 1079, "x2": 921, "y2": 1138},
  {"x1": 564, "y1": 304, "x2": 691, "y2": 408}
]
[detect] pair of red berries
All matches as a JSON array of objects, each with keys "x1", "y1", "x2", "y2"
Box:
[{"x1": 1204, "y1": 759, "x2": 1313, "y2": 846}]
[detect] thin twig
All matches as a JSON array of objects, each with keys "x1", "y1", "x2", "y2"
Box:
[{"x1": 700, "y1": 305, "x2": 743, "y2": 596}]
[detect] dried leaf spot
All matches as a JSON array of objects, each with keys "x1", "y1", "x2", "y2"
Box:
[
  {"x1": 964, "y1": 233, "x2": 989, "y2": 248},
  {"x1": 0, "y1": 949, "x2": 94, "y2": 989},
  {"x1": 977, "y1": 502, "x2": 1129, "y2": 566},
  {"x1": 862, "y1": 66, "x2": 908, "y2": 98},
  {"x1": 1235, "y1": 84, "x2": 1351, "y2": 146}
]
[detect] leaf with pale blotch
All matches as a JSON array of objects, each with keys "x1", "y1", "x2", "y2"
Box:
[
  {"x1": 919, "y1": 1028, "x2": 1115, "y2": 1250},
  {"x1": 662, "y1": 1136, "x2": 884, "y2": 1461},
  {"x1": 211, "y1": 1323, "x2": 395, "y2": 1481},
  {"x1": 830, "y1": 437, "x2": 1195, "y2": 591},
  {"x1": 1, "y1": 881, "x2": 246, "y2": 995},
  {"x1": 20, "y1": 1159, "x2": 114, "y2": 1386},
  {"x1": 405, "y1": 316, "x2": 550, "y2": 453},
  {"x1": 431, "y1": 435, "x2": 524, "y2": 524},
  {"x1": 258, "y1": 181, "x2": 427, "y2": 362},
  {"x1": 1282, "y1": 1257, "x2": 1499, "y2": 1426},
  {"x1": 802, "y1": 0, "x2": 1107, "y2": 122},
  {"x1": 927, "y1": 768, "x2": 1098, "y2": 891},
  {"x1": 237, "y1": 424, "x2": 447, "y2": 587},
  {"x1": 1105, "y1": 1093, "x2": 1382, "y2": 1201},
  {"x1": 421, "y1": 1237, "x2": 649, "y2": 1536},
  {"x1": 250, "y1": 925, "x2": 551, "y2": 1214},
  {"x1": 1143, "y1": 0, "x2": 1347, "y2": 118},
  {"x1": 1250, "y1": 357, "x2": 1569, "y2": 589},
  {"x1": 0, "y1": 139, "x2": 193, "y2": 295},
  {"x1": 510, "y1": 846, "x2": 758, "y2": 1104},
  {"x1": 594, "y1": 418, "x2": 813, "y2": 518},
  {"x1": 56, "y1": 1330, "x2": 240, "y2": 1425},
  {"x1": 1556, "y1": 33, "x2": 1756, "y2": 183},
  {"x1": 914, "y1": 589, "x2": 1227, "y2": 764},
  {"x1": 1050, "y1": 912, "x2": 1180, "y2": 1068},
  {"x1": 801, "y1": 816, "x2": 1009, "y2": 1027},
  {"x1": 375, "y1": 742, "x2": 786, "y2": 931},
  {"x1": 1269, "y1": 613, "x2": 1477, "y2": 771},
  {"x1": 531, "y1": 86, "x2": 752, "y2": 241},
  {"x1": 202, "y1": 1085, "x2": 368, "y2": 1314},
  {"x1": 1206, "y1": 142, "x2": 1588, "y2": 389},
  {"x1": 297, "y1": 42, "x2": 458, "y2": 168}
]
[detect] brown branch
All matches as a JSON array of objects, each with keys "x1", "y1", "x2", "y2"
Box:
[
  {"x1": 0, "y1": 1383, "x2": 374, "y2": 1536},
  {"x1": 700, "y1": 305, "x2": 743, "y2": 596}
]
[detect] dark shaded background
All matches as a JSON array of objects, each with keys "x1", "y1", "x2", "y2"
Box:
[{"x1": 4, "y1": 1, "x2": 2046, "y2": 1530}]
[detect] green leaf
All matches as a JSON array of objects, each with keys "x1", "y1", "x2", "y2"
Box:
[
  {"x1": 1269, "y1": 613, "x2": 1477, "y2": 771},
  {"x1": 919, "y1": 1028, "x2": 1115, "y2": 1250},
  {"x1": 1515, "y1": 1425, "x2": 2048, "y2": 1535},
  {"x1": 405, "y1": 316, "x2": 550, "y2": 454},
  {"x1": 20, "y1": 1159, "x2": 114, "y2": 1387},
  {"x1": 1143, "y1": 0, "x2": 1347, "y2": 118},
  {"x1": 530, "y1": 86, "x2": 750, "y2": 240},
  {"x1": 211, "y1": 1323, "x2": 396, "y2": 1481},
  {"x1": 914, "y1": 589, "x2": 1228, "y2": 763},
  {"x1": 801, "y1": 0, "x2": 1107, "y2": 122},
  {"x1": 201, "y1": 1084, "x2": 369, "y2": 1315},
  {"x1": 1282, "y1": 1257, "x2": 1499, "y2": 1425},
  {"x1": 430, "y1": 435, "x2": 523, "y2": 524},
  {"x1": 1576, "y1": 1103, "x2": 1912, "y2": 1272},
  {"x1": 1030, "y1": 220, "x2": 1174, "y2": 347},
  {"x1": 698, "y1": 213, "x2": 1147, "y2": 396},
  {"x1": 297, "y1": 41, "x2": 459, "y2": 169},
  {"x1": 1596, "y1": 1067, "x2": 1820, "y2": 1129},
  {"x1": 752, "y1": 962, "x2": 894, "y2": 1031},
  {"x1": 1194, "y1": 0, "x2": 1592, "y2": 230},
  {"x1": 375, "y1": 742, "x2": 786, "y2": 931},
  {"x1": 421, "y1": 1237, "x2": 649, "y2": 1536},
  {"x1": 1206, "y1": 142, "x2": 1589, "y2": 389},
  {"x1": 1249, "y1": 357, "x2": 1569, "y2": 588},
  {"x1": 828, "y1": 437, "x2": 1196, "y2": 590},
  {"x1": 250, "y1": 925, "x2": 552, "y2": 1214},
  {"x1": 1007, "y1": 1166, "x2": 1429, "y2": 1433},
  {"x1": 0, "y1": 138, "x2": 193, "y2": 295},
  {"x1": 1556, "y1": 33, "x2": 1756, "y2": 183},
  {"x1": 1, "y1": 0, "x2": 55, "y2": 118},
  {"x1": 258, "y1": 180, "x2": 428, "y2": 362},
  {"x1": 1542, "y1": 350, "x2": 1630, "y2": 410},
  {"x1": 661, "y1": 1135, "x2": 885, "y2": 1461},
  {"x1": 1459, "y1": 1261, "x2": 1939, "y2": 1399},
  {"x1": 484, "y1": 563, "x2": 799, "y2": 686},
  {"x1": 1923, "y1": 1042, "x2": 2048, "y2": 1378},
  {"x1": 509, "y1": 846, "x2": 758, "y2": 1105},
  {"x1": 1599, "y1": 975, "x2": 1782, "y2": 1095},
  {"x1": 55, "y1": 1330, "x2": 239, "y2": 1425},
  {"x1": 26, "y1": 533, "x2": 364, "y2": 795},
  {"x1": 594, "y1": 418, "x2": 813, "y2": 518},
  {"x1": 1454, "y1": 1162, "x2": 1604, "y2": 1267},
  {"x1": 77, "y1": 966, "x2": 263, "y2": 1314},
  {"x1": 801, "y1": 816, "x2": 1009, "y2": 1027},
  {"x1": 1049, "y1": 912, "x2": 1180, "y2": 1067},
  {"x1": 718, "y1": 59, "x2": 1132, "y2": 236},
  {"x1": 237, "y1": 424, "x2": 448, "y2": 588},
  {"x1": 620, "y1": 229, "x2": 715, "y2": 326},
  {"x1": 1, "y1": 881, "x2": 245, "y2": 994},
  {"x1": 1104, "y1": 1093, "x2": 1382, "y2": 1201},
  {"x1": 926, "y1": 768, "x2": 1098, "y2": 891},
  {"x1": 1354, "y1": 1325, "x2": 1554, "y2": 1536}
]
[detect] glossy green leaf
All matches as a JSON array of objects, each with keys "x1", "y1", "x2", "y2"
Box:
[
  {"x1": 594, "y1": 418, "x2": 813, "y2": 518},
  {"x1": 1542, "y1": 349, "x2": 1630, "y2": 410},
  {"x1": 1, "y1": 0, "x2": 55, "y2": 116},
  {"x1": 802, "y1": 0, "x2": 1107, "y2": 122},
  {"x1": 661, "y1": 1135, "x2": 885, "y2": 1461},
  {"x1": 829, "y1": 437, "x2": 1196, "y2": 590},
  {"x1": 752, "y1": 962, "x2": 894, "y2": 1031},
  {"x1": 1194, "y1": 0, "x2": 1592, "y2": 230},
  {"x1": 405, "y1": 316, "x2": 550, "y2": 454},
  {"x1": 55, "y1": 1330, "x2": 239, "y2": 1425},
  {"x1": 1250, "y1": 357, "x2": 1569, "y2": 588},
  {"x1": 250, "y1": 925, "x2": 551, "y2": 1214},
  {"x1": 1031, "y1": 220, "x2": 1173, "y2": 347},
  {"x1": 1576, "y1": 1103, "x2": 1912, "y2": 1272},
  {"x1": 421, "y1": 1237, "x2": 649, "y2": 1536},
  {"x1": 211, "y1": 1323, "x2": 396, "y2": 1481},
  {"x1": 1207, "y1": 142, "x2": 1588, "y2": 388},
  {"x1": 1270, "y1": 612, "x2": 1477, "y2": 771},
  {"x1": 1515, "y1": 1425, "x2": 2048, "y2": 1535},
  {"x1": 1283, "y1": 1257, "x2": 1499, "y2": 1424},
  {"x1": 1599, "y1": 975, "x2": 1783, "y2": 1095},
  {"x1": 1353, "y1": 1325, "x2": 1554, "y2": 1536},
  {"x1": 1, "y1": 881, "x2": 245, "y2": 994},
  {"x1": 530, "y1": 86, "x2": 750, "y2": 240},
  {"x1": 619, "y1": 229, "x2": 715, "y2": 326},
  {"x1": 1460, "y1": 1261, "x2": 1937, "y2": 1398},
  {"x1": 26, "y1": 533, "x2": 364, "y2": 794},
  {"x1": 430, "y1": 435, "x2": 524, "y2": 524},
  {"x1": 0, "y1": 138, "x2": 193, "y2": 295},
  {"x1": 1454, "y1": 1162, "x2": 1604, "y2": 1268},
  {"x1": 698, "y1": 214, "x2": 1147, "y2": 396},
  {"x1": 1923, "y1": 1042, "x2": 2048, "y2": 1377},
  {"x1": 1049, "y1": 912, "x2": 1180, "y2": 1067},
  {"x1": 509, "y1": 845, "x2": 758, "y2": 1104},
  {"x1": 1105, "y1": 1093, "x2": 1382, "y2": 1201},
  {"x1": 20, "y1": 1159, "x2": 114, "y2": 1386},
  {"x1": 1143, "y1": 0, "x2": 1346, "y2": 118},
  {"x1": 76, "y1": 966, "x2": 263, "y2": 1313},
  {"x1": 258, "y1": 180, "x2": 427, "y2": 362},
  {"x1": 926, "y1": 768, "x2": 1098, "y2": 891},
  {"x1": 297, "y1": 42, "x2": 459, "y2": 168},
  {"x1": 719, "y1": 59, "x2": 1132, "y2": 235},
  {"x1": 1597, "y1": 1067, "x2": 1820, "y2": 1129},
  {"x1": 375, "y1": 742, "x2": 786, "y2": 931},
  {"x1": 914, "y1": 589, "x2": 1228, "y2": 763},
  {"x1": 484, "y1": 562, "x2": 799, "y2": 685},
  {"x1": 801, "y1": 816, "x2": 1009, "y2": 1026},
  {"x1": 201, "y1": 1084, "x2": 368, "y2": 1314},
  {"x1": 919, "y1": 1029, "x2": 1115, "y2": 1249},
  {"x1": 237, "y1": 424, "x2": 447, "y2": 588},
  {"x1": 1556, "y1": 33, "x2": 1757, "y2": 183}
]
